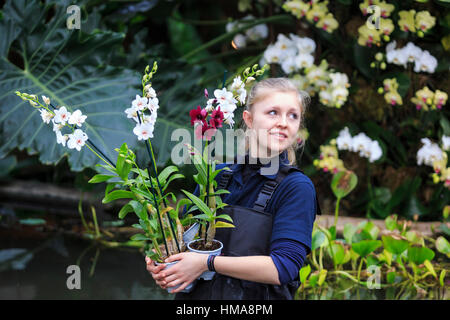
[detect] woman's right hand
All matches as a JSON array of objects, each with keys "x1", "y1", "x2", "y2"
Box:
[{"x1": 145, "y1": 256, "x2": 168, "y2": 289}]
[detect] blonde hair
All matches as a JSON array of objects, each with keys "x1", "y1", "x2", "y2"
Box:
[{"x1": 239, "y1": 77, "x2": 310, "y2": 165}]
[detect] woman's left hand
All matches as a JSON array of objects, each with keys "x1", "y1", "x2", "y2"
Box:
[{"x1": 160, "y1": 252, "x2": 209, "y2": 293}]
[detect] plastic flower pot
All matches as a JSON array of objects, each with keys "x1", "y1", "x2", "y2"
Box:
[
  {"x1": 154, "y1": 260, "x2": 196, "y2": 293},
  {"x1": 187, "y1": 239, "x2": 223, "y2": 280},
  {"x1": 183, "y1": 222, "x2": 200, "y2": 245}
]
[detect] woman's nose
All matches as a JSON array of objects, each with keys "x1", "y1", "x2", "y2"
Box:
[{"x1": 278, "y1": 114, "x2": 288, "y2": 126}]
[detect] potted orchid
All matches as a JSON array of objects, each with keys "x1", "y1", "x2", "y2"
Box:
[
  {"x1": 181, "y1": 64, "x2": 269, "y2": 279},
  {"x1": 15, "y1": 63, "x2": 191, "y2": 265}
]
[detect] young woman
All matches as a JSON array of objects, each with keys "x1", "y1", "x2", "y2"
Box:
[{"x1": 145, "y1": 78, "x2": 321, "y2": 300}]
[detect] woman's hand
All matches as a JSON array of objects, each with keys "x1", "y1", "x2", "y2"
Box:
[
  {"x1": 145, "y1": 256, "x2": 168, "y2": 289},
  {"x1": 159, "y1": 252, "x2": 209, "y2": 293}
]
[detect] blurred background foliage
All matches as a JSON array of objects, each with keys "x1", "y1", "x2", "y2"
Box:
[{"x1": 0, "y1": 0, "x2": 449, "y2": 222}]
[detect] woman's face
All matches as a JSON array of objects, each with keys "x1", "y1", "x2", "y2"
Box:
[{"x1": 243, "y1": 90, "x2": 301, "y2": 158}]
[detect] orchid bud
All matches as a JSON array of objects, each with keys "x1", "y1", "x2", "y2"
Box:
[
  {"x1": 380, "y1": 62, "x2": 386, "y2": 70},
  {"x1": 245, "y1": 76, "x2": 255, "y2": 83},
  {"x1": 42, "y1": 95, "x2": 50, "y2": 105}
]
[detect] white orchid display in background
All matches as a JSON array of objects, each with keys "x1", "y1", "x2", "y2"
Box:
[
  {"x1": 386, "y1": 41, "x2": 438, "y2": 74},
  {"x1": 336, "y1": 127, "x2": 383, "y2": 163},
  {"x1": 417, "y1": 137, "x2": 450, "y2": 188},
  {"x1": 226, "y1": 15, "x2": 268, "y2": 49},
  {"x1": 260, "y1": 33, "x2": 350, "y2": 109}
]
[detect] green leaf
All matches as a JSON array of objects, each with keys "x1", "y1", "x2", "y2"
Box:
[
  {"x1": 407, "y1": 246, "x2": 435, "y2": 264},
  {"x1": 215, "y1": 214, "x2": 234, "y2": 223},
  {"x1": 343, "y1": 223, "x2": 357, "y2": 244},
  {"x1": 439, "y1": 269, "x2": 446, "y2": 287},
  {"x1": 382, "y1": 236, "x2": 409, "y2": 255},
  {"x1": 102, "y1": 190, "x2": 135, "y2": 204},
  {"x1": 118, "y1": 203, "x2": 133, "y2": 219},
  {"x1": 435, "y1": 236, "x2": 450, "y2": 256},
  {"x1": 157, "y1": 165, "x2": 179, "y2": 184},
  {"x1": 214, "y1": 221, "x2": 235, "y2": 228},
  {"x1": 0, "y1": 0, "x2": 144, "y2": 171},
  {"x1": 331, "y1": 170, "x2": 358, "y2": 199},
  {"x1": 128, "y1": 200, "x2": 148, "y2": 221},
  {"x1": 440, "y1": 116, "x2": 450, "y2": 136},
  {"x1": 328, "y1": 242, "x2": 346, "y2": 265},
  {"x1": 311, "y1": 230, "x2": 328, "y2": 250},
  {"x1": 299, "y1": 264, "x2": 311, "y2": 284},
  {"x1": 351, "y1": 240, "x2": 382, "y2": 257},
  {"x1": 387, "y1": 271, "x2": 396, "y2": 284},
  {"x1": 88, "y1": 174, "x2": 116, "y2": 184},
  {"x1": 130, "y1": 233, "x2": 150, "y2": 241},
  {"x1": 182, "y1": 189, "x2": 213, "y2": 216},
  {"x1": 0, "y1": 155, "x2": 17, "y2": 177},
  {"x1": 360, "y1": 221, "x2": 380, "y2": 240},
  {"x1": 19, "y1": 218, "x2": 46, "y2": 225},
  {"x1": 424, "y1": 260, "x2": 437, "y2": 279},
  {"x1": 385, "y1": 215, "x2": 398, "y2": 231}
]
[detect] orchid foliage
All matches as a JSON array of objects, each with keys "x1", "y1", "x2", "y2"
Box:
[
  {"x1": 16, "y1": 63, "x2": 192, "y2": 263},
  {"x1": 182, "y1": 64, "x2": 268, "y2": 248}
]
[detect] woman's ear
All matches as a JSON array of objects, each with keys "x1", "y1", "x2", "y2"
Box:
[{"x1": 242, "y1": 110, "x2": 252, "y2": 129}]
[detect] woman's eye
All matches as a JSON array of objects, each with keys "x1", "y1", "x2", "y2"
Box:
[
  {"x1": 290, "y1": 113, "x2": 299, "y2": 119},
  {"x1": 268, "y1": 110, "x2": 276, "y2": 115}
]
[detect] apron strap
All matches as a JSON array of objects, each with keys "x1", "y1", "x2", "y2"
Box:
[
  {"x1": 253, "y1": 165, "x2": 322, "y2": 215},
  {"x1": 217, "y1": 169, "x2": 233, "y2": 190},
  {"x1": 217, "y1": 164, "x2": 322, "y2": 215}
]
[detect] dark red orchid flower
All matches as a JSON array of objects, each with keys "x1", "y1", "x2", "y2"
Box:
[
  {"x1": 209, "y1": 106, "x2": 224, "y2": 129},
  {"x1": 189, "y1": 105, "x2": 207, "y2": 126}
]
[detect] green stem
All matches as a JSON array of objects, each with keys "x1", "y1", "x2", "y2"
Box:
[
  {"x1": 366, "y1": 163, "x2": 373, "y2": 217},
  {"x1": 334, "y1": 197, "x2": 341, "y2": 228},
  {"x1": 89, "y1": 247, "x2": 100, "y2": 277},
  {"x1": 357, "y1": 257, "x2": 364, "y2": 283},
  {"x1": 77, "y1": 195, "x2": 90, "y2": 232},
  {"x1": 85, "y1": 144, "x2": 115, "y2": 170},
  {"x1": 91, "y1": 206, "x2": 100, "y2": 239},
  {"x1": 181, "y1": 15, "x2": 293, "y2": 61}
]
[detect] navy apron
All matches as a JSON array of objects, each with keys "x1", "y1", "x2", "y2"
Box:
[{"x1": 175, "y1": 165, "x2": 321, "y2": 300}]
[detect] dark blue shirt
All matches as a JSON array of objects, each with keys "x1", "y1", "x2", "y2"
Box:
[
  {"x1": 185, "y1": 150, "x2": 318, "y2": 284},
  {"x1": 214, "y1": 151, "x2": 317, "y2": 249}
]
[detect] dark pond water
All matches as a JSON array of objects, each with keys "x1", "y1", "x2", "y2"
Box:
[{"x1": 0, "y1": 234, "x2": 174, "y2": 300}]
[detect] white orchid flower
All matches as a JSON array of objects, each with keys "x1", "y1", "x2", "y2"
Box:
[
  {"x1": 295, "y1": 53, "x2": 314, "y2": 69},
  {"x1": 263, "y1": 45, "x2": 283, "y2": 64},
  {"x1": 351, "y1": 132, "x2": 372, "y2": 153},
  {"x1": 296, "y1": 37, "x2": 316, "y2": 54},
  {"x1": 125, "y1": 105, "x2": 139, "y2": 123},
  {"x1": 414, "y1": 50, "x2": 437, "y2": 73},
  {"x1": 52, "y1": 119, "x2": 64, "y2": 132},
  {"x1": 67, "y1": 129, "x2": 88, "y2": 151},
  {"x1": 417, "y1": 138, "x2": 443, "y2": 166},
  {"x1": 68, "y1": 109, "x2": 87, "y2": 127},
  {"x1": 237, "y1": 88, "x2": 247, "y2": 105},
  {"x1": 147, "y1": 97, "x2": 159, "y2": 113},
  {"x1": 281, "y1": 56, "x2": 298, "y2": 74},
  {"x1": 131, "y1": 95, "x2": 148, "y2": 111},
  {"x1": 214, "y1": 88, "x2": 237, "y2": 106},
  {"x1": 56, "y1": 131, "x2": 68, "y2": 147},
  {"x1": 39, "y1": 109, "x2": 54, "y2": 124},
  {"x1": 133, "y1": 122, "x2": 154, "y2": 140},
  {"x1": 442, "y1": 135, "x2": 450, "y2": 151},
  {"x1": 42, "y1": 96, "x2": 50, "y2": 105},
  {"x1": 402, "y1": 42, "x2": 423, "y2": 63},
  {"x1": 336, "y1": 127, "x2": 353, "y2": 151},
  {"x1": 368, "y1": 140, "x2": 383, "y2": 162},
  {"x1": 232, "y1": 34, "x2": 247, "y2": 48},
  {"x1": 53, "y1": 106, "x2": 71, "y2": 125}
]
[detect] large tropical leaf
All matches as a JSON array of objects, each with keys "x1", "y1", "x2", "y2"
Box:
[
  {"x1": 0, "y1": 0, "x2": 201, "y2": 171},
  {"x1": 0, "y1": 0, "x2": 144, "y2": 171}
]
